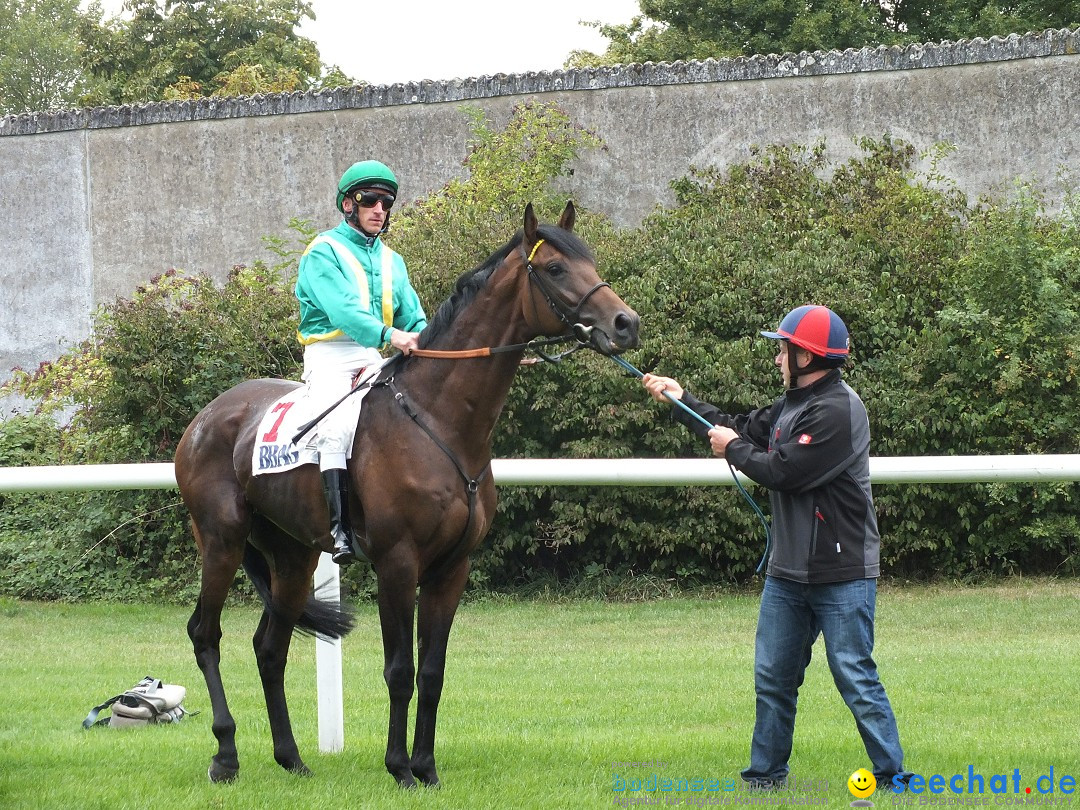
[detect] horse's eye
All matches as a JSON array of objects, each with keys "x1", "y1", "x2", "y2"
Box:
[{"x1": 545, "y1": 262, "x2": 566, "y2": 277}]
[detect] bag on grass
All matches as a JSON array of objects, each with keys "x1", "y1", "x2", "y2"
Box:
[{"x1": 82, "y1": 676, "x2": 196, "y2": 729}]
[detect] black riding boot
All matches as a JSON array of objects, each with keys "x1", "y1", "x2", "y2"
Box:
[{"x1": 322, "y1": 468, "x2": 361, "y2": 565}]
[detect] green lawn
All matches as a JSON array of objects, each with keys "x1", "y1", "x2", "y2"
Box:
[{"x1": 0, "y1": 579, "x2": 1077, "y2": 809}]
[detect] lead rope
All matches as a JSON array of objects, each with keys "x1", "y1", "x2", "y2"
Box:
[{"x1": 609, "y1": 354, "x2": 773, "y2": 574}]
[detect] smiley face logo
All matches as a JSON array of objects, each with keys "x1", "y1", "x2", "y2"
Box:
[{"x1": 847, "y1": 768, "x2": 877, "y2": 799}]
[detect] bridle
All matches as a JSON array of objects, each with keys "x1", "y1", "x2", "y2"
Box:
[
  {"x1": 408, "y1": 236, "x2": 611, "y2": 360},
  {"x1": 522, "y1": 238, "x2": 611, "y2": 342}
]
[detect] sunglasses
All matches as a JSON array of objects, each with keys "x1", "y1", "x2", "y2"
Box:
[{"x1": 353, "y1": 191, "x2": 396, "y2": 210}]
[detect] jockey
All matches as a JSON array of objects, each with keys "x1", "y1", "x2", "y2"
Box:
[{"x1": 295, "y1": 160, "x2": 428, "y2": 565}]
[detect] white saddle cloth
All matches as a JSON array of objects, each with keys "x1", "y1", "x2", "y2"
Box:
[{"x1": 251, "y1": 363, "x2": 383, "y2": 476}]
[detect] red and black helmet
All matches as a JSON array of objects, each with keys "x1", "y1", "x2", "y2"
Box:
[{"x1": 761, "y1": 305, "x2": 849, "y2": 359}]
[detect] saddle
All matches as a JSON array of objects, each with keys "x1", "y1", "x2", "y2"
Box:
[{"x1": 251, "y1": 363, "x2": 388, "y2": 476}]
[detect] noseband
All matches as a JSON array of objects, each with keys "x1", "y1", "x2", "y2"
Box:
[{"x1": 523, "y1": 239, "x2": 610, "y2": 333}]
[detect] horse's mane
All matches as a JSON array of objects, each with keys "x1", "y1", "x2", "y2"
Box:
[{"x1": 415, "y1": 224, "x2": 594, "y2": 351}]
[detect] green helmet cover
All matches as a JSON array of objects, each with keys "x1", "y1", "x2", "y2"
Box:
[{"x1": 336, "y1": 160, "x2": 399, "y2": 212}]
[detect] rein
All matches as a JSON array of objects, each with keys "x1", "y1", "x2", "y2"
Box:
[
  {"x1": 407, "y1": 238, "x2": 606, "y2": 362},
  {"x1": 294, "y1": 237, "x2": 603, "y2": 442},
  {"x1": 297, "y1": 232, "x2": 613, "y2": 572},
  {"x1": 408, "y1": 334, "x2": 577, "y2": 361},
  {"x1": 382, "y1": 376, "x2": 489, "y2": 585}
]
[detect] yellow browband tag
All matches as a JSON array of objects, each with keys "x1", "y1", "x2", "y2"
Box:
[{"x1": 526, "y1": 239, "x2": 545, "y2": 264}]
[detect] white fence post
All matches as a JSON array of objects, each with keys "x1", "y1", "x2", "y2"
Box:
[{"x1": 313, "y1": 554, "x2": 345, "y2": 753}]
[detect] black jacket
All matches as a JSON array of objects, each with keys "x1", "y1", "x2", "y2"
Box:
[{"x1": 675, "y1": 369, "x2": 880, "y2": 584}]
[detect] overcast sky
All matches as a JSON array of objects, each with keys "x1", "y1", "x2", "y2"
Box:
[{"x1": 87, "y1": 1, "x2": 642, "y2": 86}]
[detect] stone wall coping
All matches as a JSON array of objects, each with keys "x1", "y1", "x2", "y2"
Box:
[{"x1": 2, "y1": 26, "x2": 1077, "y2": 137}]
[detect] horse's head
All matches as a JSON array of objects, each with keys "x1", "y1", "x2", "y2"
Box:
[{"x1": 520, "y1": 202, "x2": 639, "y2": 355}]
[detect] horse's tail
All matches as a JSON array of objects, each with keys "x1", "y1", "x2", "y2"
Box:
[{"x1": 242, "y1": 544, "x2": 356, "y2": 639}]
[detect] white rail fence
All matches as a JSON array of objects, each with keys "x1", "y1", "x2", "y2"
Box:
[
  {"x1": 4, "y1": 455, "x2": 1080, "y2": 753},
  {"x1": 7, "y1": 455, "x2": 1080, "y2": 493}
]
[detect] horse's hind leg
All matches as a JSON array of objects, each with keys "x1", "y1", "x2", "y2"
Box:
[
  {"x1": 410, "y1": 559, "x2": 470, "y2": 788},
  {"x1": 187, "y1": 522, "x2": 248, "y2": 783},
  {"x1": 250, "y1": 517, "x2": 322, "y2": 777}
]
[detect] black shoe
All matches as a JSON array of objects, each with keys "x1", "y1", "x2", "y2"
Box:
[
  {"x1": 744, "y1": 777, "x2": 787, "y2": 791},
  {"x1": 321, "y1": 468, "x2": 361, "y2": 565}
]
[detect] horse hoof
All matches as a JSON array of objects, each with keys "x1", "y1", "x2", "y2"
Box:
[
  {"x1": 412, "y1": 767, "x2": 441, "y2": 788},
  {"x1": 208, "y1": 763, "x2": 239, "y2": 784},
  {"x1": 288, "y1": 763, "x2": 314, "y2": 778},
  {"x1": 394, "y1": 773, "x2": 418, "y2": 789}
]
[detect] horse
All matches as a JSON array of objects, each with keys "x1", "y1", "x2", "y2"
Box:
[{"x1": 174, "y1": 201, "x2": 640, "y2": 787}]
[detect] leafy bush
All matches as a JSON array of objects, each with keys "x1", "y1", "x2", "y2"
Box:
[
  {"x1": 393, "y1": 100, "x2": 605, "y2": 307},
  {"x1": 2, "y1": 105, "x2": 1077, "y2": 602},
  {"x1": 464, "y1": 136, "x2": 1079, "y2": 587},
  {"x1": 1, "y1": 257, "x2": 305, "y2": 601},
  {"x1": 874, "y1": 185, "x2": 1080, "y2": 575},
  {"x1": 10, "y1": 260, "x2": 304, "y2": 457}
]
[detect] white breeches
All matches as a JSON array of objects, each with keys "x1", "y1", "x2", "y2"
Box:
[{"x1": 301, "y1": 338, "x2": 382, "y2": 470}]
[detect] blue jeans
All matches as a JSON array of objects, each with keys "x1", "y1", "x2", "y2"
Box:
[{"x1": 741, "y1": 576, "x2": 909, "y2": 785}]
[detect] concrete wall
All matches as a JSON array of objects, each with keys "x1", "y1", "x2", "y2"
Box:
[{"x1": 1, "y1": 28, "x2": 1078, "y2": 404}]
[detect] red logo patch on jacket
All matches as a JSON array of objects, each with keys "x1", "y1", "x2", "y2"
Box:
[{"x1": 797, "y1": 433, "x2": 813, "y2": 444}]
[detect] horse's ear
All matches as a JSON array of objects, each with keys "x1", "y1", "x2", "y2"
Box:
[
  {"x1": 557, "y1": 200, "x2": 576, "y2": 232},
  {"x1": 523, "y1": 202, "x2": 538, "y2": 245}
]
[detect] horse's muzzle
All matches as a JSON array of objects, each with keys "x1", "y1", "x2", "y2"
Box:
[{"x1": 575, "y1": 309, "x2": 640, "y2": 355}]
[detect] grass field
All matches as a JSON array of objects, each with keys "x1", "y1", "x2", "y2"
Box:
[{"x1": 1, "y1": 579, "x2": 1077, "y2": 809}]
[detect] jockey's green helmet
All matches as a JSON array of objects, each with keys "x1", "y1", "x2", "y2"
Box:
[{"x1": 336, "y1": 161, "x2": 399, "y2": 212}]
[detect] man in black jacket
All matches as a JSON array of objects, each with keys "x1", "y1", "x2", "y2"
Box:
[{"x1": 643, "y1": 305, "x2": 911, "y2": 790}]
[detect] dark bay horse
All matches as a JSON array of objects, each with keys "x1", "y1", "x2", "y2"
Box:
[{"x1": 174, "y1": 202, "x2": 639, "y2": 787}]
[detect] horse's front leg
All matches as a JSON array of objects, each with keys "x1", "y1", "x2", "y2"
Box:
[
  {"x1": 410, "y1": 559, "x2": 471, "y2": 787},
  {"x1": 377, "y1": 556, "x2": 420, "y2": 788}
]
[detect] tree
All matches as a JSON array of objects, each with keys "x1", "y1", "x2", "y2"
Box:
[
  {"x1": 77, "y1": 0, "x2": 339, "y2": 106},
  {"x1": 567, "y1": 0, "x2": 1080, "y2": 67},
  {"x1": 2, "y1": 0, "x2": 359, "y2": 113},
  {"x1": 889, "y1": 0, "x2": 1080, "y2": 42},
  {"x1": 0, "y1": 0, "x2": 87, "y2": 114}
]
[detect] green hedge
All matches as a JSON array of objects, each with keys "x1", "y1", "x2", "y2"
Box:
[{"x1": 2, "y1": 105, "x2": 1077, "y2": 601}]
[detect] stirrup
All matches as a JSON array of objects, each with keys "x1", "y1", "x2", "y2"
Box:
[{"x1": 331, "y1": 540, "x2": 358, "y2": 566}]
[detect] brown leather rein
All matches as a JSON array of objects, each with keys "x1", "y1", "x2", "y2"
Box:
[
  {"x1": 408, "y1": 336, "x2": 570, "y2": 360},
  {"x1": 409, "y1": 346, "x2": 497, "y2": 359}
]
